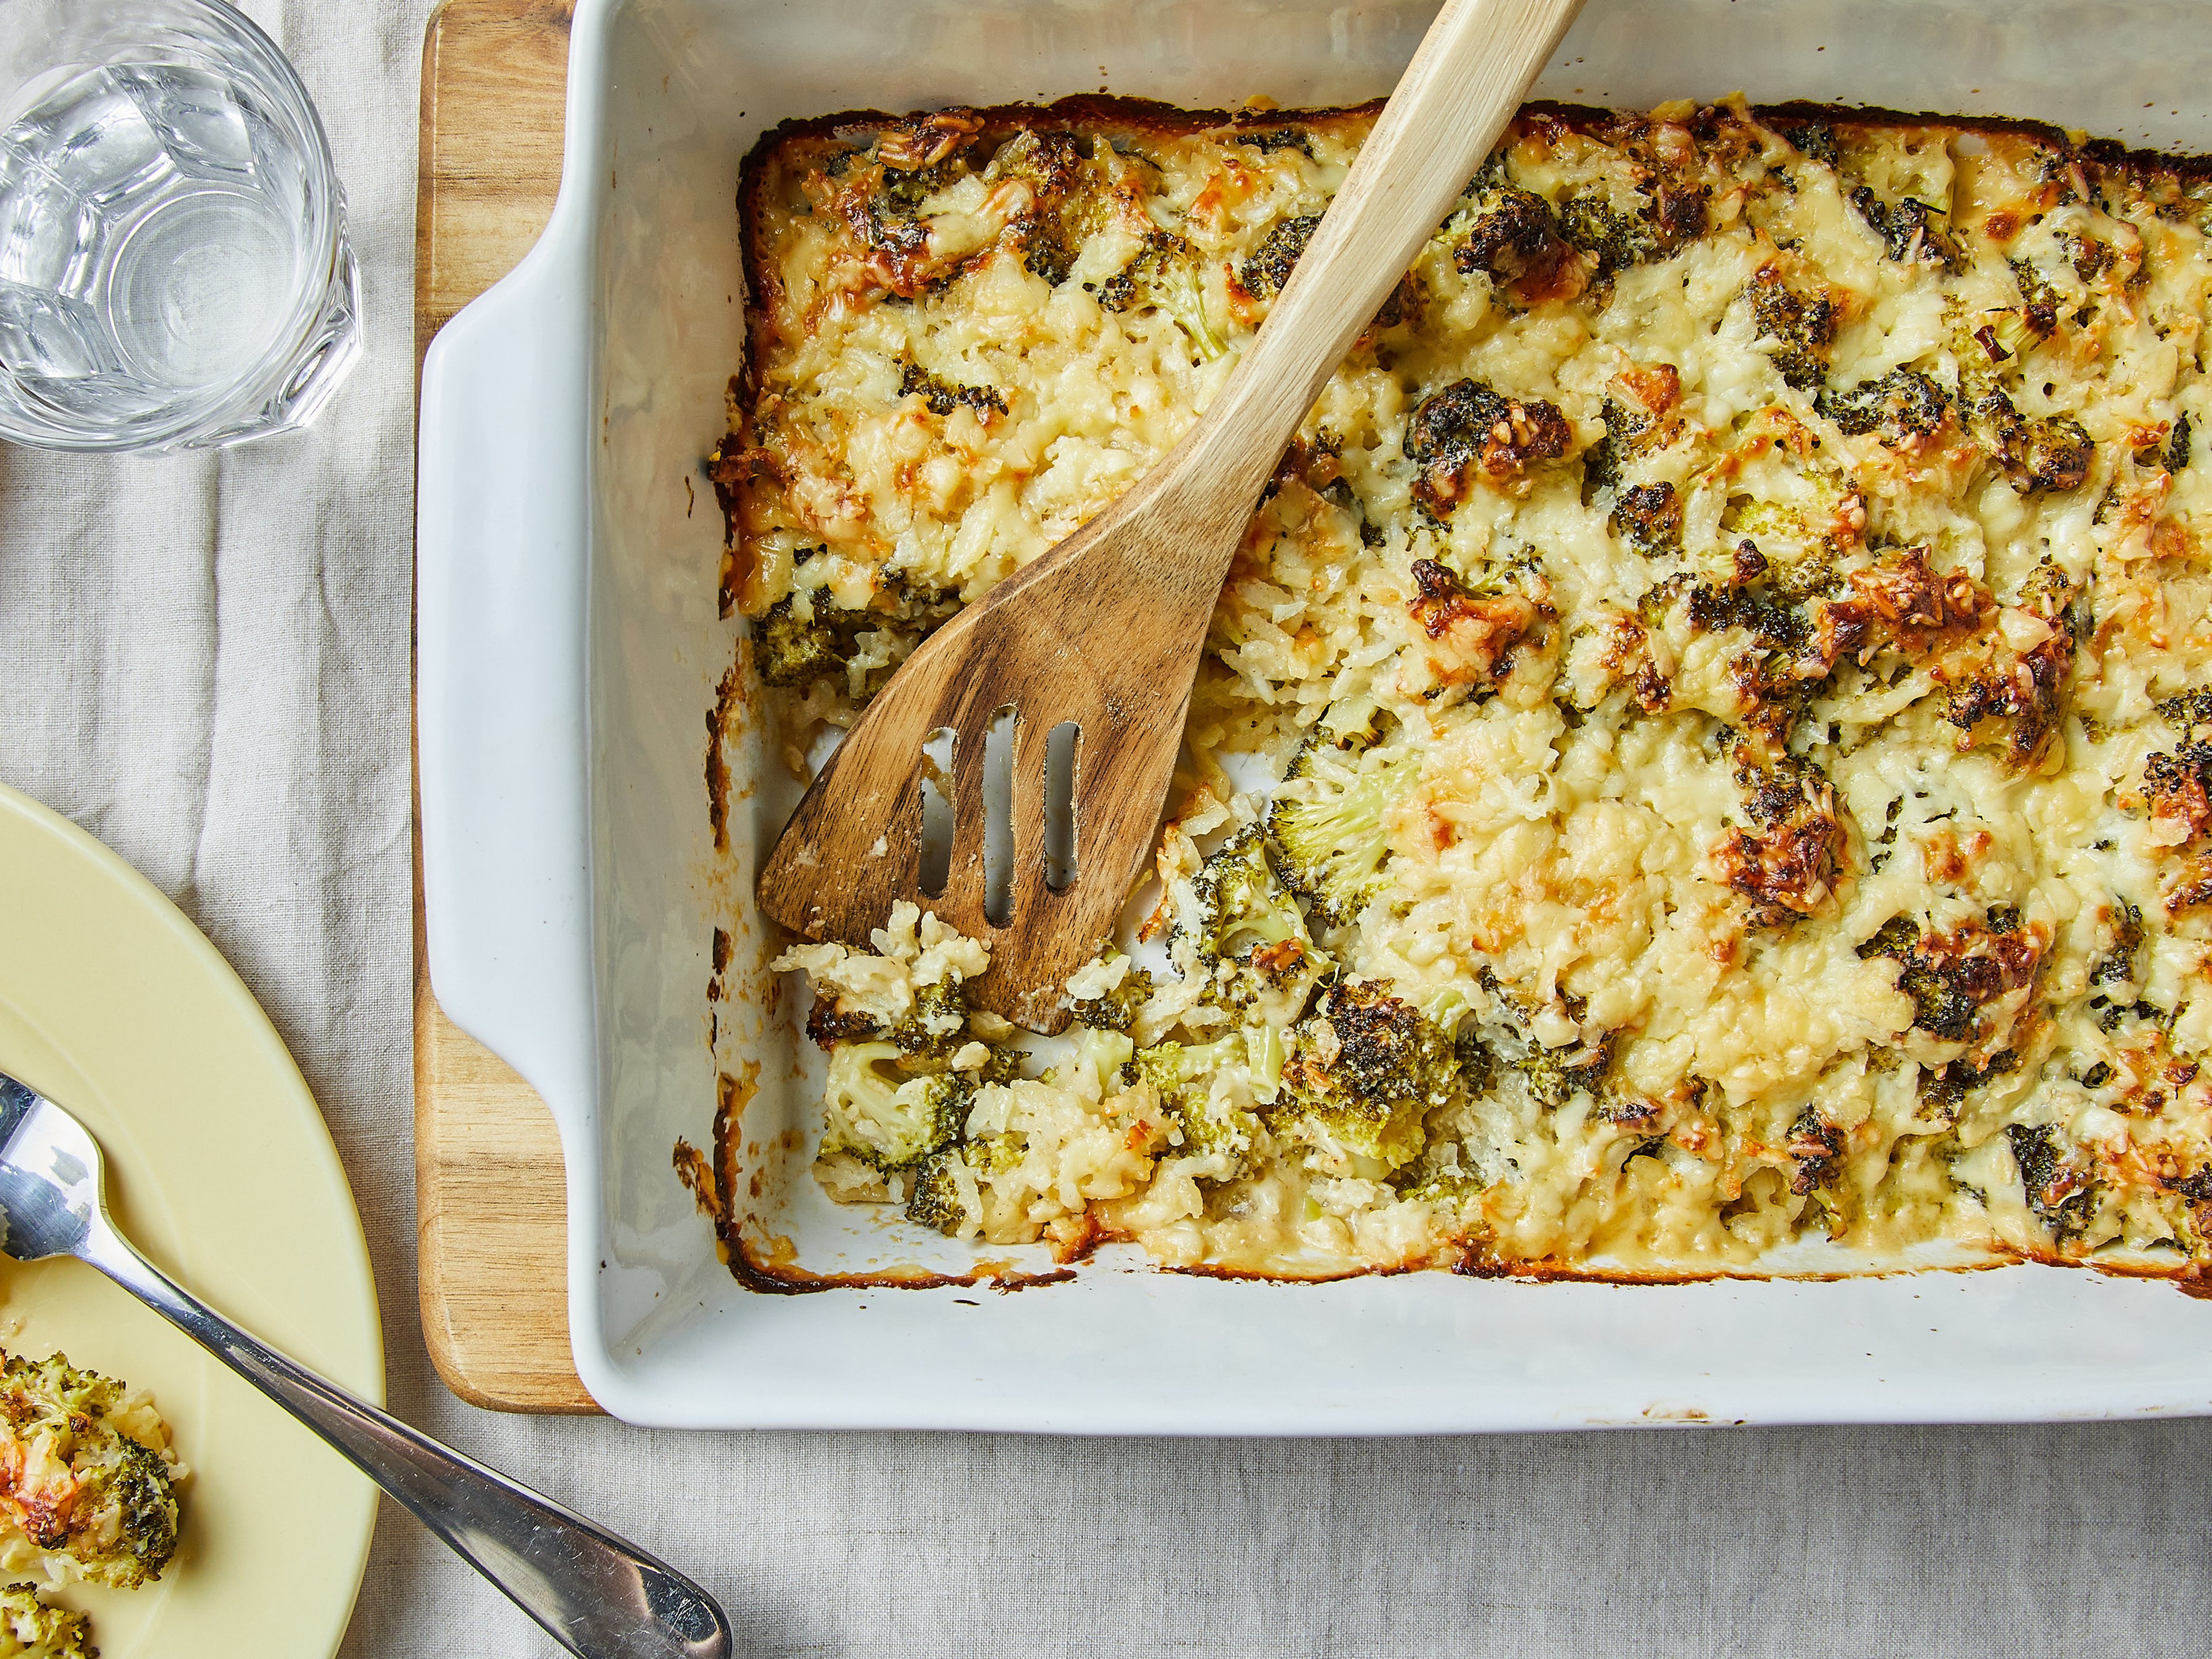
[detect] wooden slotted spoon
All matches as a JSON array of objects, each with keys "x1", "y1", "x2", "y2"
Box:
[{"x1": 757, "y1": 0, "x2": 1586, "y2": 1031}]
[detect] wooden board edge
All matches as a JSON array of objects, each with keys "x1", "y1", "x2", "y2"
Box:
[
  {"x1": 412, "y1": 988, "x2": 601, "y2": 1415},
  {"x1": 411, "y1": 0, "x2": 599, "y2": 1416}
]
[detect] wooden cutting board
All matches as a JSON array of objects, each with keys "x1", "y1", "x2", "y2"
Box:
[{"x1": 412, "y1": 0, "x2": 597, "y2": 1414}]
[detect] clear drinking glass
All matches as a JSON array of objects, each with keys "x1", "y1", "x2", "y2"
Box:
[{"x1": 0, "y1": 0, "x2": 359, "y2": 452}]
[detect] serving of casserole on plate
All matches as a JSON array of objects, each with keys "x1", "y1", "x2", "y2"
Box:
[{"x1": 418, "y1": 0, "x2": 2212, "y2": 1431}]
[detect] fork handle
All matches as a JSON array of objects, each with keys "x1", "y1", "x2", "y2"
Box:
[{"x1": 78, "y1": 1215, "x2": 729, "y2": 1659}]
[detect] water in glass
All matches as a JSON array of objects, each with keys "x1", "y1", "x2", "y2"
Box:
[
  {"x1": 0, "y1": 0, "x2": 357, "y2": 452},
  {"x1": 0, "y1": 59, "x2": 313, "y2": 427}
]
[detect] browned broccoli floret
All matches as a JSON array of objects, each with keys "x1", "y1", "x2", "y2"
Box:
[
  {"x1": 1849, "y1": 184, "x2": 1964, "y2": 271},
  {"x1": 1452, "y1": 184, "x2": 1589, "y2": 302},
  {"x1": 2143, "y1": 744, "x2": 2212, "y2": 844},
  {"x1": 1581, "y1": 396, "x2": 1671, "y2": 501},
  {"x1": 1232, "y1": 127, "x2": 1313, "y2": 158},
  {"x1": 2160, "y1": 689, "x2": 2212, "y2": 740},
  {"x1": 806, "y1": 994, "x2": 883, "y2": 1048},
  {"x1": 1715, "y1": 748, "x2": 1848, "y2": 926},
  {"x1": 1922, "y1": 1049, "x2": 2019, "y2": 1115},
  {"x1": 1784, "y1": 1108, "x2": 1844, "y2": 1194},
  {"x1": 2088, "y1": 899, "x2": 2146, "y2": 990},
  {"x1": 980, "y1": 127, "x2": 1091, "y2": 285},
  {"x1": 1774, "y1": 120, "x2": 1838, "y2": 166},
  {"x1": 1613, "y1": 481, "x2": 1682, "y2": 551},
  {"x1": 0, "y1": 1354, "x2": 179, "y2": 1590},
  {"x1": 1858, "y1": 912, "x2": 2044, "y2": 1043},
  {"x1": 1934, "y1": 580, "x2": 2075, "y2": 765},
  {"x1": 1974, "y1": 393, "x2": 2094, "y2": 493},
  {"x1": 905, "y1": 1150, "x2": 980, "y2": 1236},
  {"x1": 753, "y1": 592, "x2": 865, "y2": 690},
  {"x1": 2005, "y1": 1123, "x2": 2100, "y2": 1241},
  {"x1": 1556, "y1": 195, "x2": 1662, "y2": 275},
  {"x1": 1238, "y1": 213, "x2": 1320, "y2": 298},
  {"x1": 1512, "y1": 1033, "x2": 1613, "y2": 1109},
  {"x1": 1277, "y1": 980, "x2": 1461, "y2": 1170},
  {"x1": 751, "y1": 582, "x2": 957, "y2": 703},
  {"x1": 1406, "y1": 378, "x2": 1572, "y2": 510},
  {"x1": 1748, "y1": 266, "x2": 1834, "y2": 390},
  {"x1": 1817, "y1": 368, "x2": 1949, "y2": 444},
  {"x1": 2010, "y1": 256, "x2": 2062, "y2": 338},
  {"x1": 1668, "y1": 577, "x2": 1810, "y2": 653}
]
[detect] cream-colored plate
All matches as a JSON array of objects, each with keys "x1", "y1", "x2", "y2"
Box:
[{"x1": 0, "y1": 783, "x2": 381, "y2": 1653}]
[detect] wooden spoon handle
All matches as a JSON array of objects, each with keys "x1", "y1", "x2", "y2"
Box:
[{"x1": 1149, "y1": 0, "x2": 1587, "y2": 568}]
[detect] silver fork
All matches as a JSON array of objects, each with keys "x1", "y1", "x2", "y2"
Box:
[{"x1": 0, "y1": 1071, "x2": 730, "y2": 1659}]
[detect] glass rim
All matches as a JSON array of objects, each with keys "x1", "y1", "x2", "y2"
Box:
[{"x1": 0, "y1": 0, "x2": 347, "y2": 452}]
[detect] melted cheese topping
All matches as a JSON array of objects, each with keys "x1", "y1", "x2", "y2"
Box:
[{"x1": 729, "y1": 98, "x2": 2212, "y2": 1281}]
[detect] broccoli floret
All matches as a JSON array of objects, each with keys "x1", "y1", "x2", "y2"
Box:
[
  {"x1": 1453, "y1": 185, "x2": 1562, "y2": 281},
  {"x1": 1748, "y1": 266, "x2": 1834, "y2": 390},
  {"x1": 906, "y1": 1150, "x2": 983, "y2": 1237},
  {"x1": 1233, "y1": 127, "x2": 1315, "y2": 158},
  {"x1": 1238, "y1": 213, "x2": 1320, "y2": 298},
  {"x1": 0, "y1": 1584, "x2": 93, "y2": 1659},
  {"x1": 1556, "y1": 195, "x2": 1661, "y2": 275},
  {"x1": 2160, "y1": 689, "x2": 2212, "y2": 741},
  {"x1": 898, "y1": 361, "x2": 1007, "y2": 418},
  {"x1": 752, "y1": 582, "x2": 960, "y2": 705},
  {"x1": 887, "y1": 979, "x2": 969, "y2": 1064},
  {"x1": 1266, "y1": 729, "x2": 1420, "y2": 929},
  {"x1": 973, "y1": 1044, "x2": 1025, "y2": 1086},
  {"x1": 1132, "y1": 1037, "x2": 1260, "y2": 1160},
  {"x1": 1860, "y1": 912, "x2": 2046, "y2": 1042},
  {"x1": 0, "y1": 1353, "x2": 177, "y2": 1590},
  {"x1": 2088, "y1": 898, "x2": 2145, "y2": 990},
  {"x1": 1817, "y1": 368, "x2": 1949, "y2": 442},
  {"x1": 1581, "y1": 396, "x2": 1670, "y2": 501},
  {"x1": 1276, "y1": 980, "x2": 1460, "y2": 1173},
  {"x1": 979, "y1": 127, "x2": 1092, "y2": 285},
  {"x1": 819, "y1": 1041, "x2": 968, "y2": 1169},
  {"x1": 1069, "y1": 955, "x2": 1156, "y2": 1032},
  {"x1": 2005, "y1": 1123, "x2": 2100, "y2": 1241},
  {"x1": 2010, "y1": 256, "x2": 2062, "y2": 338},
  {"x1": 1059, "y1": 1026, "x2": 1135, "y2": 1096},
  {"x1": 1175, "y1": 827, "x2": 1330, "y2": 1025},
  {"x1": 1095, "y1": 230, "x2": 1225, "y2": 358},
  {"x1": 1859, "y1": 922, "x2": 1976, "y2": 1040},
  {"x1": 1404, "y1": 378, "x2": 1573, "y2": 508},
  {"x1": 2024, "y1": 416, "x2": 2096, "y2": 494},
  {"x1": 1510, "y1": 1033, "x2": 1613, "y2": 1109},
  {"x1": 1965, "y1": 391, "x2": 2094, "y2": 494},
  {"x1": 753, "y1": 592, "x2": 866, "y2": 690},
  {"x1": 1612, "y1": 481, "x2": 1683, "y2": 552},
  {"x1": 1848, "y1": 185, "x2": 1964, "y2": 271},
  {"x1": 1777, "y1": 121, "x2": 1838, "y2": 166}
]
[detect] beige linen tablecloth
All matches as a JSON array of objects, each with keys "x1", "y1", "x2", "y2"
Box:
[{"x1": 1, "y1": 3, "x2": 2209, "y2": 1653}]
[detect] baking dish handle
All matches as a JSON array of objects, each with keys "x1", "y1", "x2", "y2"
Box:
[{"x1": 415, "y1": 244, "x2": 597, "y2": 1123}]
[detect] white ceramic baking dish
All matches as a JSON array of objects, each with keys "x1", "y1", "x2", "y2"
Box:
[{"x1": 417, "y1": 0, "x2": 2212, "y2": 1431}]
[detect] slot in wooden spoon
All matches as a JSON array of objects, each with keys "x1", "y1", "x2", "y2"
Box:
[{"x1": 757, "y1": 0, "x2": 1586, "y2": 1031}]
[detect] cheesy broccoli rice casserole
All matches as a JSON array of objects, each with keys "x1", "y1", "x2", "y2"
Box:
[{"x1": 712, "y1": 95, "x2": 2212, "y2": 1281}]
